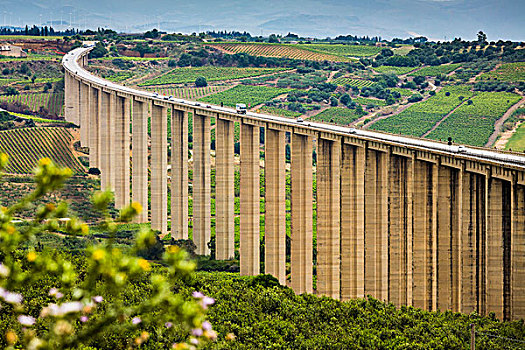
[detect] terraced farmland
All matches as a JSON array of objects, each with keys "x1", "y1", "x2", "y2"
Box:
[
  {"x1": 259, "y1": 105, "x2": 302, "y2": 118},
  {"x1": 373, "y1": 66, "x2": 419, "y2": 75},
  {"x1": 198, "y1": 85, "x2": 292, "y2": 107},
  {"x1": 409, "y1": 64, "x2": 461, "y2": 77},
  {"x1": 146, "y1": 85, "x2": 233, "y2": 100},
  {"x1": 426, "y1": 91, "x2": 522, "y2": 146},
  {"x1": 208, "y1": 43, "x2": 354, "y2": 62},
  {"x1": 0, "y1": 127, "x2": 84, "y2": 174},
  {"x1": 480, "y1": 62, "x2": 525, "y2": 82},
  {"x1": 0, "y1": 92, "x2": 64, "y2": 116},
  {"x1": 298, "y1": 44, "x2": 381, "y2": 57},
  {"x1": 310, "y1": 107, "x2": 365, "y2": 125},
  {"x1": 353, "y1": 97, "x2": 386, "y2": 106},
  {"x1": 370, "y1": 86, "x2": 474, "y2": 137},
  {"x1": 140, "y1": 66, "x2": 286, "y2": 86},
  {"x1": 332, "y1": 77, "x2": 375, "y2": 87}
]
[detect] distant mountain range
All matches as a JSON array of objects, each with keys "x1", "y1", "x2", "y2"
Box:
[{"x1": 0, "y1": 0, "x2": 522, "y2": 41}]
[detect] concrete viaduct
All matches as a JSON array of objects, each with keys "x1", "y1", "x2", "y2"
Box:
[{"x1": 63, "y1": 47, "x2": 525, "y2": 320}]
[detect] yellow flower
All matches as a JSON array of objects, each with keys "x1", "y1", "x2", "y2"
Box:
[
  {"x1": 131, "y1": 201, "x2": 143, "y2": 214},
  {"x1": 92, "y1": 249, "x2": 105, "y2": 261},
  {"x1": 6, "y1": 226, "x2": 15, "y2": 235},
  {"x1": 138, "y1": 258, "x2": 151, "y2": 271},
  {"x1": 39, "y1": 157, "x2": 51, "y2": 166},
  {"x1": 27, "y1": 251, "x2": 37, "y2": 262},
  {"x1": 167, "y1": 245, "x2": 180, "y2": 253},
  {"x1": 5, "y1": 330, "x2": 17, "y2": 344},
  {"x1": 80, "y1": 224, "x2": 89, "y2": 235}
]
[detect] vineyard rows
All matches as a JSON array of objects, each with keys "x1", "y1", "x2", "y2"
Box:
[
  {"x1": 310, "y1": 107, "x2": 365, "y2": 125},
  {"x1": 426, "y1": 91, "x2": 522, "y2": 146},
  {"x1": 198, "y1": 85, "x2": 292, "y2": 108},
  {"x1": 353, "y1": 97, "x2": 386, "y2": 106},
  {"x1": 370, "y1": 86, "x2": 474, "y2": 137},
  {"x1": 0, "y1": 127, "x2": 84, "y2": 174},
  {"x1": 296, "y1": 44, "x2": 381, "y2": 57},
  {"x1": 259, "y1": 105, "x2": 301, "y2": 118},
  {"x1": 0, "y1": 92, "x2": 64, "y2": 116},
  {"x1": 480, "y1": 62, "x2": 525, "y2": 82},
  {"x1": 409, "y1": 63, "x2": 461, "y2": 77},
  {"x1": 373, "y1": 66, "x2": 419, "y2": 75},
  {"x1": 146, "y1": 85, "x2": 233, "y2": 100},
  {"x1": 332, "y1": 76, "x2": 375, "y2": 87},
  {"x1": 208, "y1": 43, "x2": 354, "y2": 62},
  {"x1": 140, "y1": 66, "x2": 285, "y2": 86}
]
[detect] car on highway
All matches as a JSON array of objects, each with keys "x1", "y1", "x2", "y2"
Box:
[{"x1": 236, "y1": 103, "x2": 247, "y2": 114}]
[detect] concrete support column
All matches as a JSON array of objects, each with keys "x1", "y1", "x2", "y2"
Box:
[
  {"x1": 71, "y1": 77, "x2": 80, "y2": 125},
  {"x1": 264, "y1": 128, "x2": 286, "y2": 284},
  {"x1": 290, "y1": 132, "x2": 313, "y2": 294},
  {"x1": 364, "y1": 149, "x2": 389, "y2": 300},
  {"x1": 151, "y1": 103, "x2": 168, "y2": 236},
  {"x1": 461, "y1": 172, "x2": 482, "y2": 313},
  {"x1": 100, "y1": 91, "x2": 115, "y2": 191},
  {"x1": 171, "y1": 109, "x2": 189, "y2": 239},
  {"x1": 340, "y1": 144, "x2": 365, "y2": 300},
  {"x1": 316, "y1": 137, "x2": 341, "y2": 299},
  {"x1": 487, "y1": 178, "x2": 511, "y2": 320},
  {"x1": 193, "y1": 113, "x2": 211, "y2": 255},
  {"x1": 64, "y1": 73, "x2": 71, "y2": 122},
  {"x1": 215, "y1": 117, "x2": 234, "y2": 259},
  {"x1": 436, "y1": 166, "x2": 460, "y2": 311},
  {"x1": 240, "y1": 122, "x2": 260, "y2": 276},
  {"x1": 88, "y1": 87, "x2": 100, "y2": 169},
  {"x1": 132, "y1": 99, "x2": 149, "y2": 223},
  {"x1": 388, "y1": 155, "x2": 411, "y2": 307},
  {"x1": 412, "y1": 161, "x2": 436, "y2": 311},
  {"x1": 114, "y1": 95, "x2": 131, "y2": 209},
  {"x1": 79, "y1": 83, "x2": 90, "y2": 147},
  {"x1": 512, "y1": 184, "x2": 525, "y2": 319}
]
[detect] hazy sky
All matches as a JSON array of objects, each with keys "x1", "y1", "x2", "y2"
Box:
[{"x1": 0, "y1": 0, "x2": 523, "y2": 41}]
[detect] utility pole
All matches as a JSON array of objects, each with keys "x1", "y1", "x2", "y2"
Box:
[{"x1": 470, "y1": 324, "x2": 475, "y2": 350}]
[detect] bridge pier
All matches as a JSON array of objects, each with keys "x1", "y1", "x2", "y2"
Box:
[
  {"x1": 151, "y1": 103, "x2": 168, "y2": 236},
  {"x1": 317, "y1": 137, "x2": 341, "y2": 299},
  {"x1": 215, "y1": 117, "x2": 235, "y2": 259},
  {"x1": 88, "y1": 87, "x2": 100, "y2": 169},
  {"x1": 290, "y1": 132, "x2": 313, "y2": 294},
  {"x1": 340, "y1": 143, "x2": 365, "y2": 300},
  {"x1": 114, "y1": 95, "x2": 130, "y2": 210},
  {"x1": 79, "y1": 83, "x2": 90, "y2": 147},
  {"x1": 193, "y1": 113, "x2": 211, "y2": 255},
  {"x1": 512, "y1": 182, "x2": 525, "y2": 319},
  {"x1": 100, "y1": 91, "x2": 115, "y2": 191},
  {"x1": 240, "y1": 122, "x2": 260, "y2": 275},
  {"x1": 264, "y1": 127, "x2": 287, "y2": 284},
  {"x1": 171, "y1": 109, "x2": 189, "y2": 239},
  {"x1": 364, "y1": 149, "x2": 389, "y2": 301},
  {"x1": 132, "y1": 98, "x2": 149, "y2": 223}
]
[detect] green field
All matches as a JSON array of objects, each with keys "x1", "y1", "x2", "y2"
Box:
[
  {"x1": 259, "y1": 105, "x2": 302, "y2": 118},
  {"x1": 0, "y1": 92, "x2": 64, "y2": 116},
  {"x1": 353, "y1": 97, "x2": 386, "y2": 106},
  {"x1": 299, "y1": 44, "x2": 381, "y2": 57},
  {"x1": 409, "y1": 64, "x2": 461, "y2": 77},
  {"x1": 370, "y1": 86, "x2": 474, "y2": 137},
  {"x1": 0, "y1": 127, "x2": 84, "y2": 174},
  {"x1": 147, "y1": 85, "x2": 233, "y2": 100},
  {"x1": 505, "y1": 122, "x2": 525, "y2": 151},
  {"x1": 198, "y1": 85, "x2": 292, "y2": 107},
  {"x1": 373, "y1": 66, "x2": 419, "y2": 75},
  {"x1": 426, "y1": 91, "x2": 522, "y2": 146},
  {"x1": 332, "y1": 76, "x2": 375, "y2": 87},
  {"x1": 310, "y1": 107, "x2": 365, "y2": 125},
  {"x1": 480, "y1": 62, "x2": 525, "y2": 82},
  {"x1": 140, "y1": 66, "x2": 286, "y2": 86}
]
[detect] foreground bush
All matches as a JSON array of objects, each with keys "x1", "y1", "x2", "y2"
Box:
[{"x1": 0, "y1": 154, "x2": 215, "y2": 349}]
